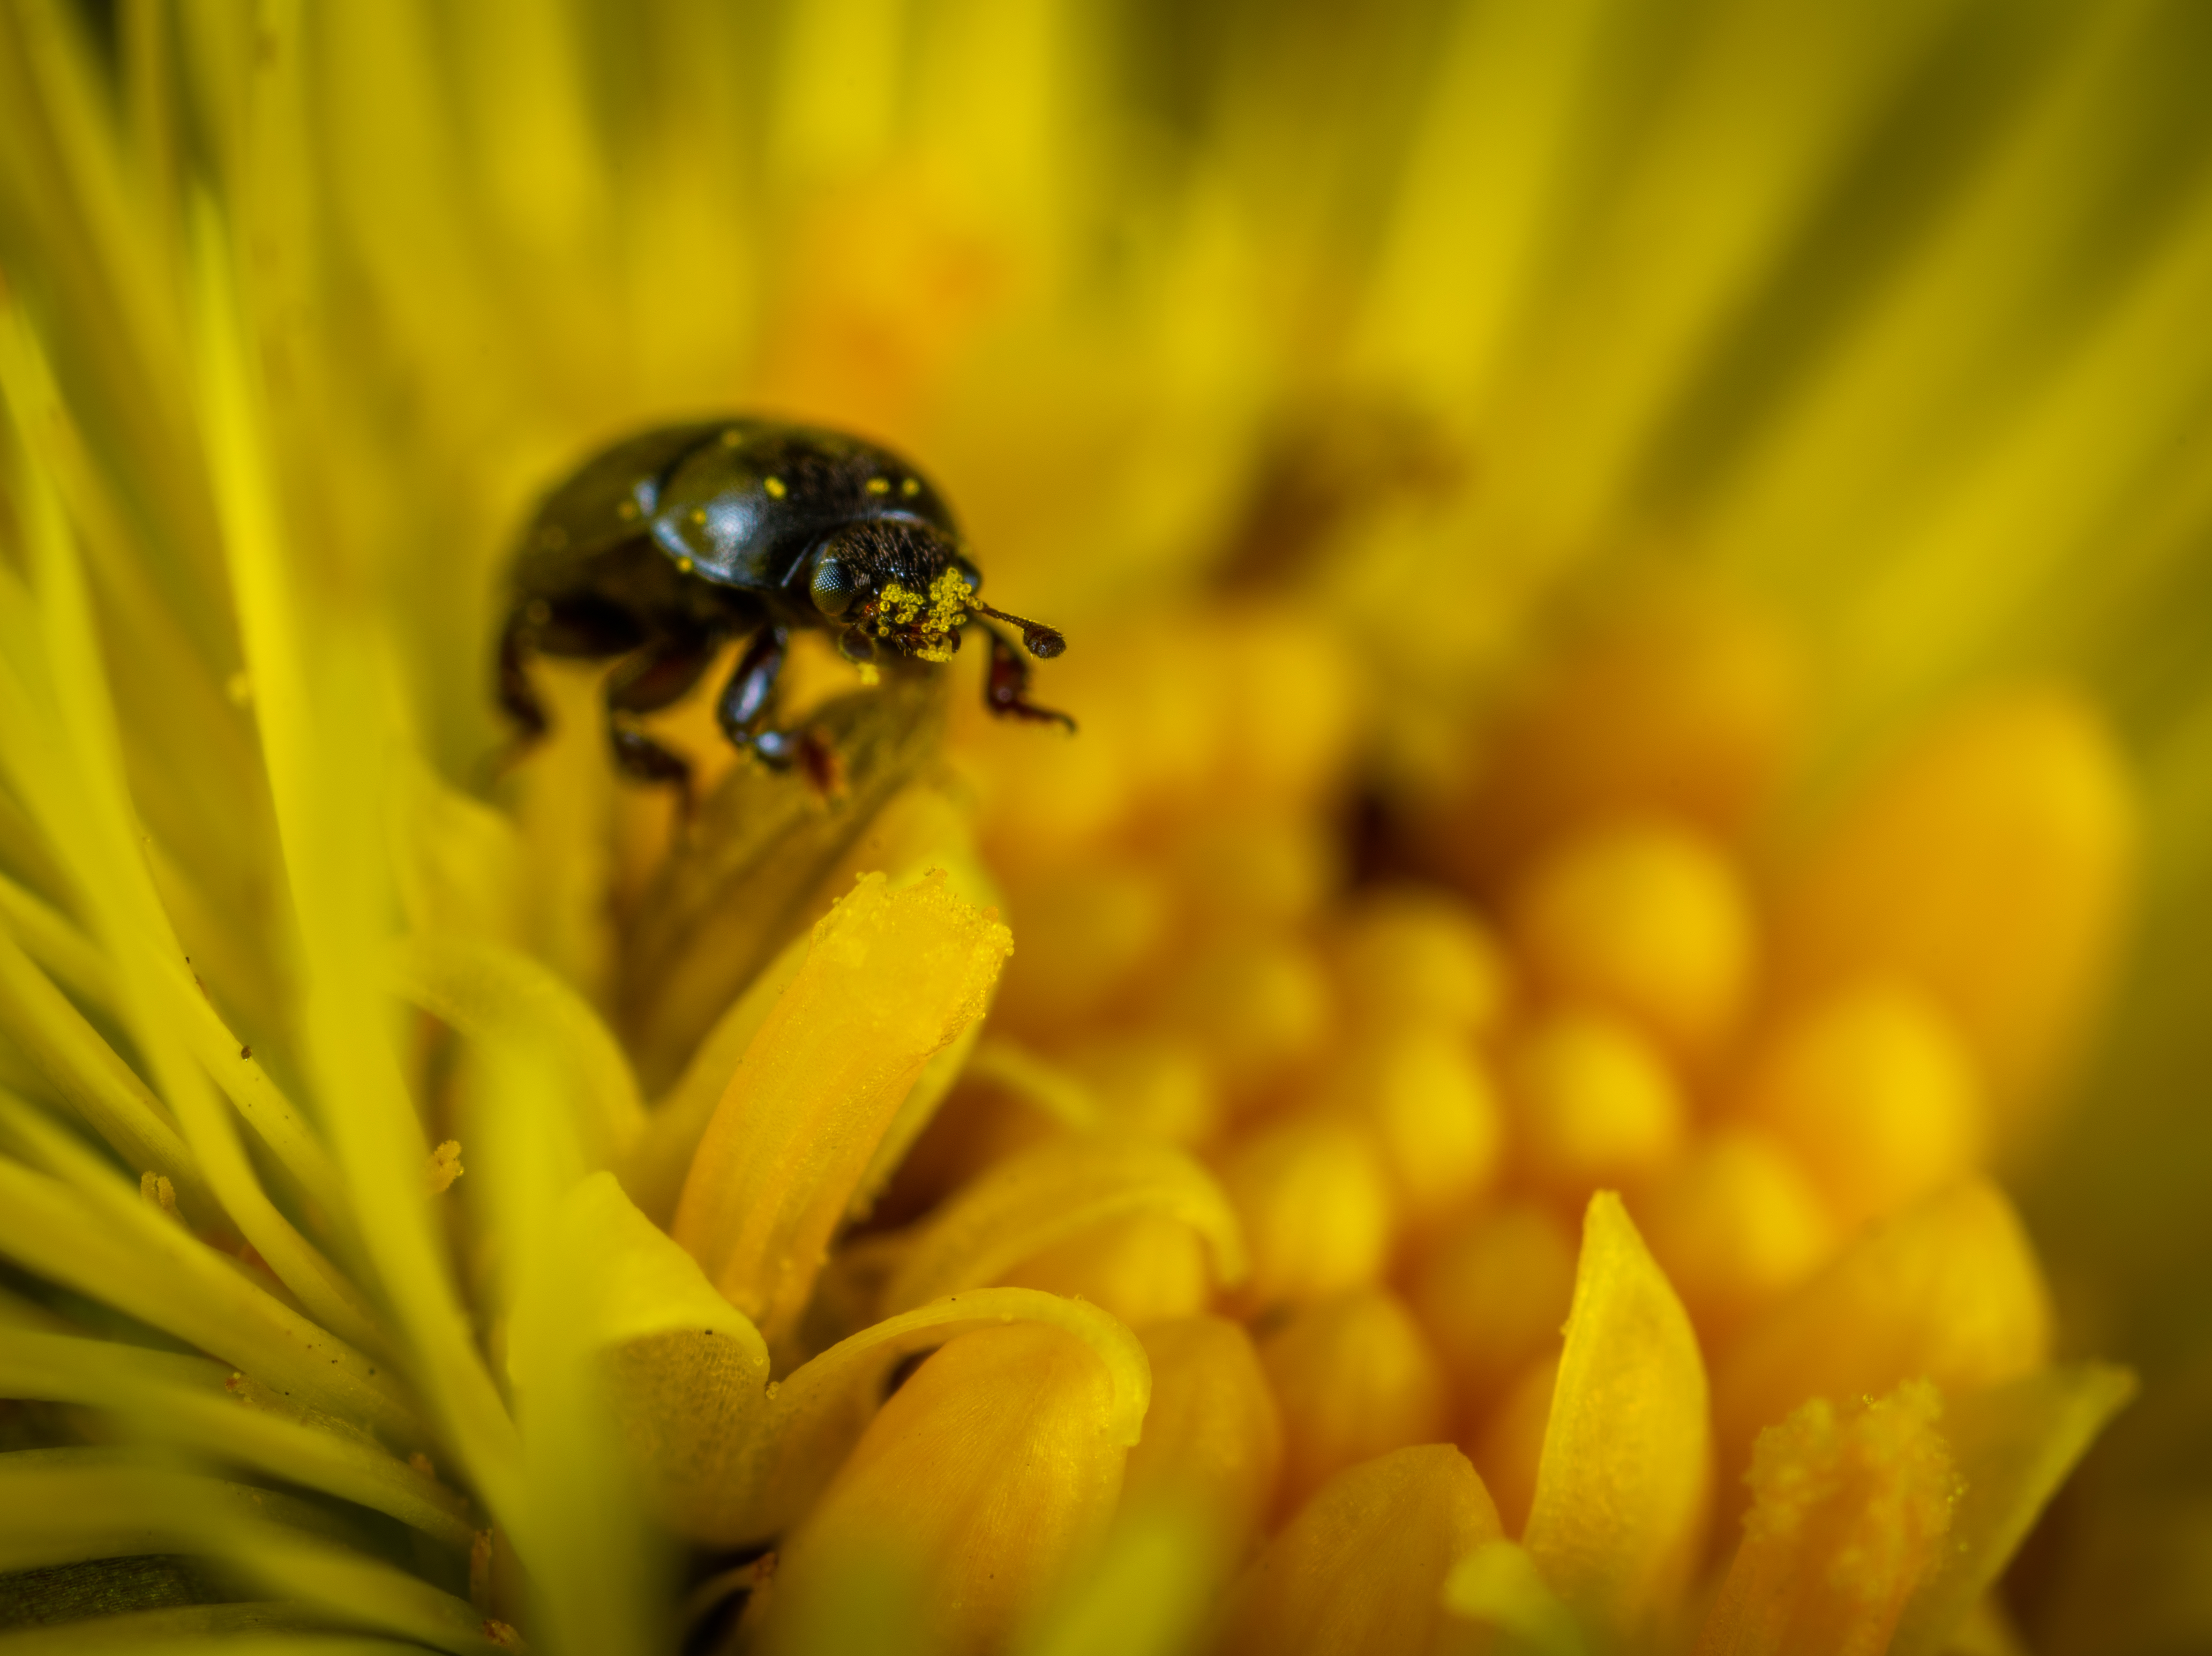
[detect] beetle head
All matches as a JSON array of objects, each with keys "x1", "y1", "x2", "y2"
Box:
[{"x1": 804, "y1": 520, "x2": 1065, "y2": 664}]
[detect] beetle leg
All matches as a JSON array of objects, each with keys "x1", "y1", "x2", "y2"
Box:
[
  {"x1": 497, "y1": 609, "x2": 549, "y2": 743},
  {"x1": 604, "y1": 625, "x2": 721, "y2": 804},
  {"x1": 974, "y1": 618, "x2": 1076, "y2": 731},
  {"x1": 714, "y1": 625, "x2": 797, "y2": 769}
]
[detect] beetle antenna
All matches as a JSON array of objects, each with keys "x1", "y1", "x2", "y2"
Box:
[{"x1": 968, "y1": 599, "x2": 1065, "y2": 658}]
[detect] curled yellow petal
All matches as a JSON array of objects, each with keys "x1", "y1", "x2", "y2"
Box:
[
  {"x1": 754, "y1": 1319, "x2": 1137, "y2": 1656},
  {"x1": 744, "y1": 1286, "x2": 1152, "y2": 1543},
  {"x1": 1695, "y1": 1382, "x2": 1958, "y2": 1656},
  {"x1": 672, "y1": 869, "x2": 1012, "y2": 1347},
  {"x1": 881, "y1": 1131, "x2": 1246, "y2": 1314},
  {"x1": 1715, "y1": 1178, "x2": 2051, "y2": 1499},
  {"x1": 1215, "y1": 1443, "x2": 1500, "y2": 1656},
  {"x1": 1523, "y1": 1191, "x2": 1711, "y2": 1641},
  {"x1": 385, "y1": 932, "x2": 645, "y2": 1166},
  {"x1": 1122, "y1": 1315, "x2": 1284, "y2": 1558}
]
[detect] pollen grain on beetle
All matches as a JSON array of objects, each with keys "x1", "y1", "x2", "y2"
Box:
[{"x1": 0, "y1": 5, "x2": 2199, "y2": 1656}]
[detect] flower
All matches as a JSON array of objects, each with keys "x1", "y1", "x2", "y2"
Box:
[{"x1": 0, "y1": 2, "x2": 2207, "y2": 1654}]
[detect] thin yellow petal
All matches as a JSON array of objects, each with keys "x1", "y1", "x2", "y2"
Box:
[
  {"x1": 1523, "y1": 1191, "x2": 1711, "y2": 1640},
  {"x1": 671, "y1": 868, "x2": 1010, "y2": 1345}
]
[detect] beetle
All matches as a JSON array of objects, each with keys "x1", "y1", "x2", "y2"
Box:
[{"x1": 497, "y1": 419, "x2": 1070, "y2": 798}]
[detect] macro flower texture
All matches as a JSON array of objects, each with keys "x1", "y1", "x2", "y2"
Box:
[{"x1": 4, "y1": 0, "x2": 2212, "y2": 1653}]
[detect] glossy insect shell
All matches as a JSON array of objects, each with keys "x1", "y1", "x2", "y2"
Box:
[{"x1": 512, "y1": 418, "x2": 965, "y2": 614}]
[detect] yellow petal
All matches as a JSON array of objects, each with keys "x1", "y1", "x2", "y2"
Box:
[
  {"x1": 746, "y1": 1287, "x2": 1151, "y2": 1543},
  {"x1": 672, "y1": 869, "x2": 1012, "y2": 1348},
  {"x1": 1695, "y1": 1382, "x2": 1958, "y2": 1656},
  {"x1": 1715, "y1": 1179, "x2": 2051, "y2": 1501},
  {"x1": 1523, "y1": 1191, "x2": 1712, "y2": 1641},
  {"x1": 1215, "y1": 1444, "x2": 1501, "y2": 1656},
  {"x1": 1774, "y1": 687, "x2": 2134, "y2": 1126},
  {"x1": 385, "y1": 931, "x2": 645, "y2": 1168},
  {"x1": 881, "y1": 1132, "x2": 1245, "y2": 1317},
  {"x1": 508, "y1": 1173, "x2": 772, "y2": 1544},
  {"x1": 997, "y1": 1210, "x2": 1216, "y2": 1328},
  {"x1": 1889, "y1": 1363, "x2": 2136, "y2": 1656},
  {"x1": 1260, "y1": 1287, "x2": 1450, "y2": 1517},
  {"x1": 1122, "y1": 1315, "x2": 1284, "y2": 1559},
  {"x1": 755, "y1": 1320, "x2": 1134, "y2": 1656}
]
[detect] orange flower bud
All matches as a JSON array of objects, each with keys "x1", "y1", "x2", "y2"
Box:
[
  {"x1": 1773, "y1": 687, "x2": 2133, "y2": 1126},
  {"x1": 1636, "y1": 1127, "x2": 1836, "y2": 1339},
  {"x1": 1123, "y1": 1316, "x2": 1284, "y2": 1556},
  {"x1": 1215, "y1": 1444, "x2": 1501, "y2": 1656},
  {"x1": 1326, "y1": 1026, "x2": 1505, "y2": 1230},
  {"x1": 1218, "y1": 1113, "x2": 1394, "y2": 1308},
  {"x1": 1260, "y1": 1288, "x2": 1450, "y2": 1515},
  {"x1": 1509, "y1": 815, "x2": 1756, "y2": 1058},
  {"x1": 1737, "y1": 981, "x2": 1986, "y2": 1230},
  {"x1": 998, "y1": 1210, "x2": 1214, "y2": 1327},
  {"x1": 1333, "y1": 888, "x2": 1512, "y2": 1038},
  {"x1": 1420, "y1": 592, "x2": 1800, "y2": 884},
  {"x1": 1410, "y1": 1201, "x2": 1578, "y2": 1426},
  {"x1": 1509, "y1": 1011, "x2": 1687, "y2": 1200}
]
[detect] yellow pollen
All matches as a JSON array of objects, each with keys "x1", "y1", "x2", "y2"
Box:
[
  {"x1": 689, "y1": 508, "x2": 707, "y2": 524},
  {"x1": 871, "y1": 569, "x2": 974, "y2": 662},
  {"x1": 616, "y1": 498, "x2": 638, "y2": 519},
  {"x1": 901, "y1": 477, "x2": 921, "y2": 496},
  {"x1": 675, "y1": 556, "x2": 695, "y2": 574},
  {"x1": 763, "y1": 475, "x2": 787, "y2": 498},
  {"x1": 866, "y1": 476, "x2": 892, "y2": 495}
]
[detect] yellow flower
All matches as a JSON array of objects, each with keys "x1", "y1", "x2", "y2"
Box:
[{"x1": 0, "y1": 3, "x2": 2203, "y2": 1654}]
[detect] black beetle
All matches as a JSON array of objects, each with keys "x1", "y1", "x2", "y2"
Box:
[{"x1": 498, "y1": 419, "x2": 1070, "y2": 796}]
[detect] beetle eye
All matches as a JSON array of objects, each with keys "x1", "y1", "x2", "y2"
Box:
[{"x1": 810, "y1": 556, "x2": 861, "y2": 616}]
